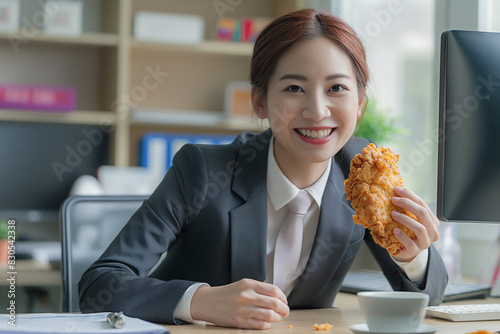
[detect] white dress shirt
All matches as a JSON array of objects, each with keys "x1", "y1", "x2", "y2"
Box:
[
  {"x1": 173, "y1": 137, "x2": 428, "y2": 322},
  {"x1": 263, "y1": 137, "x2": 331, "y2": 292}
]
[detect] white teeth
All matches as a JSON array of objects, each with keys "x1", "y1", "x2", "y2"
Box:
[{"x1": 297, "y1": 128, "x2": 333, "y2": 139}]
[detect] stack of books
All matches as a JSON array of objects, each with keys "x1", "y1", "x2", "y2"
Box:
[{"x1": 0, "y1": 84, "x2": 77, "y2": 111}]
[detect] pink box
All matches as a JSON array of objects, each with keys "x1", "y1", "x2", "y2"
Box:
[{"x1": 0, "y1": 84, "x2": 77, "y2": 111}]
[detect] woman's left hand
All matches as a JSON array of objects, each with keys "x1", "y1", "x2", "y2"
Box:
[{"x1": 390, "y1": 186, "x2": 440, "y2": 262}]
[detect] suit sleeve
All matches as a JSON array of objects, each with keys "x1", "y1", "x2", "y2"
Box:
[
  {"x1": 78, "y1": 145, "x2": 210, "y2": 324},
  {"x1": 364, "y1": 232, "x2": 448, "y2": 305}
]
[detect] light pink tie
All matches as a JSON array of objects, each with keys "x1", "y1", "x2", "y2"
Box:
[{"x1": 273, "y1": 190, "x2": 312, "y2": 295}]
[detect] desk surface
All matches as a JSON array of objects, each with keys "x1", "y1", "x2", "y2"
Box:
[
  {"x1": 1, "y1": 261, "x2": 498, "y2": 333},
  {"x1": 166, "y1": 293, "x2": 500, "y2": 334}
]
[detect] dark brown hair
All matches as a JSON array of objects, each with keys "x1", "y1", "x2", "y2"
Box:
[{"x1": 250, "y1": 9, "x2": 369, "y2": 103}]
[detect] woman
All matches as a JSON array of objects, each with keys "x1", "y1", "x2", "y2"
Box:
[{"x1": 79, "y1": 9, "x2": 447, "y2": 329}]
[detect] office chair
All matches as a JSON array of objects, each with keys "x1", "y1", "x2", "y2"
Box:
[{"x1": 60, "y1": 195, "x2": 148, "y2": 312}]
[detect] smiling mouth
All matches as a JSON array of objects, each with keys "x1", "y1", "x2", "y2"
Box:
[{"x1": 295, "y1": 128, "x2": 334, "y2": 139}]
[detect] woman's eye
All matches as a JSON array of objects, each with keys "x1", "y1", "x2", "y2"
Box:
[
  {"x1": 286, "y1": 85, "x2": 303, "y2": 93},
  {"x1": 329, "y1": 84, "x2": 346, "y2": 92}
]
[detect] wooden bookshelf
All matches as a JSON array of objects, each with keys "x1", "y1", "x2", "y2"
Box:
[{"x1": 1, "y1": 0, "x2": 305, "y2": 166}]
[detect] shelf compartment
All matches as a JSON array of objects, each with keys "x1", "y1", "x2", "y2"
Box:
[
  {"x1": 129, "y1": 0, "x2": 276, "y2": 41},
  {"x1": 0, "y1": 43, "x2": 118, "y2": 112},
  {"x1": 128, "y1": 50, "x2": 251, "y2": 113}
]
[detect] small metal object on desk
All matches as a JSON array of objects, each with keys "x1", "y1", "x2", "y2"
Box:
[{"x1": 107, "y1": 311, "x2": 125, "y2": 329}]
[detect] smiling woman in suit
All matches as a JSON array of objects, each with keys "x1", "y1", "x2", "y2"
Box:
[{"x1": 78, "y1": 9, "x2": 447, "y2": 330}]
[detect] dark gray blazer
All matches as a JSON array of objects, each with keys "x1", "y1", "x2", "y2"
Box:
[{"x1": 78, "y1": 129, "x2": 448, "y2": 324}]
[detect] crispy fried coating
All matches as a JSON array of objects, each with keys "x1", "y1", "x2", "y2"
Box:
[{"x1": 344, "y1": 143, "x2": 416, "y2": 257}]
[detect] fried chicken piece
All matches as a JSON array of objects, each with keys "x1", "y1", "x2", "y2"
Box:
[{"x1": 344, "y1": 143, "x2": 416, "y2": 257}]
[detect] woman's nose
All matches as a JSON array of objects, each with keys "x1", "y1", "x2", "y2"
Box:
[{"x1": 302, "y1": 92, "x2": 331, "y2": 121}]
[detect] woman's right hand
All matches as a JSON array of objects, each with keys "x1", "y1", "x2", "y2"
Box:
[{"x1": 190, "y1": 278, "x2": 290, "y2": 329}]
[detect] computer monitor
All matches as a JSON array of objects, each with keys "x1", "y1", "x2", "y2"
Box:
[
  {"x1": 437, "y1": 30, "x2": 500, "y2": 223},
  {"x1": 0, "y1": 121, "x2": 110, "y2": 239}
]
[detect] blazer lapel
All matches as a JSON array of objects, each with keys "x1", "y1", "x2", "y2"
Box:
[
  {"x1": 230, "y1": 191, "x2": 268, "y2": 281},
  {"x1": 288, "y1": 158, "x2": 356, "y2": 304},
  {"x1": 229, "y1": 130, "x2": 272, "y2": 282}
]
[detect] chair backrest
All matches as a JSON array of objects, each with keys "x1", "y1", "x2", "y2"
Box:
[{"x1": 60, "y1": 195, "x2": 148, "y2": 312}]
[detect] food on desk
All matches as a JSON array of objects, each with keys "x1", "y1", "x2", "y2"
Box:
[
  {"x1": 465, "y1": 331, "x2": 496, "y2": 334},
  {"x1": 313, "y1": 323, "x2": 333, "y2": 330},
  {"x1": 344, "y1": 143, "x2": 416, "y2": 256}
]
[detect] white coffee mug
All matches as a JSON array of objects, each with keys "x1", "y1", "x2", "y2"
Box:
[{"x1": 357, "y1": 291, "x2": 430, "y2": 332}]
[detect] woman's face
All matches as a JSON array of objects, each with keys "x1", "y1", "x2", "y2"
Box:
[{"x1": 254, "y1": 37, "x2": 363, "y2": 171}]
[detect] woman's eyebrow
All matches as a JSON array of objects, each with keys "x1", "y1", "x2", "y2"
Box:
[
  {"x1": 279, "y1": 74, "x2": 307, "y2": 81},
  {"x1": 326, "y1": 73, "x2": 352, "y2": 80},
  {"x1": 279, "y1": 73, "x2": 352, "y2": 81}
]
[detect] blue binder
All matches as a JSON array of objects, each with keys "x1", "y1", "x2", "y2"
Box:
[{"x1": 140, "y1": 132, "x2": 235, "y2": 185}]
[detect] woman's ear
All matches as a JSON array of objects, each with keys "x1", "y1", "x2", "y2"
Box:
[
  {"x1": 251, "y1": 90, "x2": 267, "y2": 119},
  {"x1": 357, "y1": 96, "x2": 367, "y2": 119}
]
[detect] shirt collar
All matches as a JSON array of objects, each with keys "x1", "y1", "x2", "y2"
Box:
[{"x1": 267, "y1": 136, "x2": 331, "y2": 211}]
